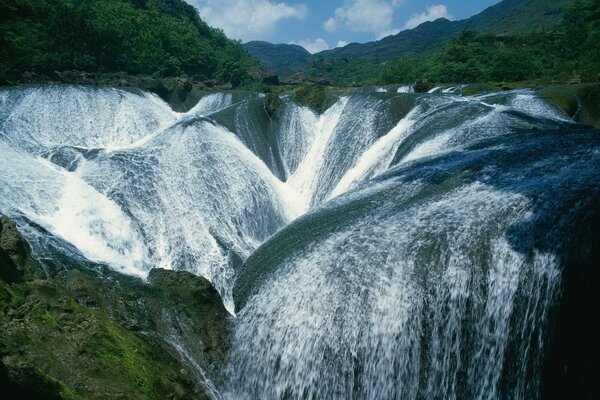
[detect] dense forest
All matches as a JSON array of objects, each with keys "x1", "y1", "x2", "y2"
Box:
[
  {"x1": 0, "y1": 0, "x2": 257, "y2": 86},
  {"x1": 1, "y1": 0, "x2": 598, "y2": 88},
  {"x1": 310, "y1": 0, "x2": 600, "y2": 85}
]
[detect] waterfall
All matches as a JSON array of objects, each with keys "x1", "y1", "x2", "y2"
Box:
[
  {"x1": 1, "y1": 84, "x2": 597, "y2": 399},
  {"x1": 0, "y1": 141, "x2": 148, "y2": 277},
  {"x1": 0, "y1": 86, "x2": 299, "y2": 312},
  {"x1": 229, "y1": 128, "x2": 599, "y2": 400}
]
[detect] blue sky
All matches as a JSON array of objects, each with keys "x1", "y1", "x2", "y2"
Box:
[{"x1": 190, "y1": 0, "x2": 502, "y2": 52}]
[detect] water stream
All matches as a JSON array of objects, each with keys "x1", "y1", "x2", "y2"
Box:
[{"x1": 1, "y1": 84, "x2": 597, "y2": 399}]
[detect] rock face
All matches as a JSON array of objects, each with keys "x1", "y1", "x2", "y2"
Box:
[
  {"x1": 538, "y1": 83, "x2": 600, "y2": 128},
  {"x1": 0, "y1": 215, "x2": 231, "y2": 399}
]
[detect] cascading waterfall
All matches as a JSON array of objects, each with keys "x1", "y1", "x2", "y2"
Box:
[
  {"x1": 227, "y1": 89, "x2": 598, "y2": 399},
  {"x1": 276, "y1": 97, "x2": 319, "y2": 177},
  {"x1": 230, "y1": 128, "x2": 599, "y2": 400},
  {"x1": 0, "y1": 85, "x2": 299, "y2": 312},
  {"x1": 77, "y1": 117, "x2": 301, "y2": 311},
  {"x1": 0, "y1": 84, "x2": 597, "y2": 399},
  {"x1": 288, "y1": 92, "x2": 417, "y2": 207}
]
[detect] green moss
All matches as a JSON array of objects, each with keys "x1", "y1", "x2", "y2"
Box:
[
  {"x1": 291, "y1": 85, "x2": 336, "y2": 113},
  {"x1": 1, "y1": 216, "x2": 228, "y2": 400},
  {"x1": 460, "y1": 83, "x2": 501, "y2": 96},
  {"x1": 86, "y1": 320, "x2": 167, "y2": 397},
  {"x1": 538, "y1": 83, "x2": 600, "y2": 128},
  {"x1": 264, "y1": 92, "x2": 283, "y2": 118}
]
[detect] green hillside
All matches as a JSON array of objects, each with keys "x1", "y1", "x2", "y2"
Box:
[
  {"x1": 462, "y1": 0, "x2": 572, "y2": 34},
  {"x1": 0, "y1": 0, "x2": 256, "y2": 86},
  {"x1": 316, "y1": 18, "x2": 461, "y2": 61},
  {"x1": 308, "y1": 0, "x2": 598, "y2": 85},
  {"x1": 243, "y1": 41, "x2": 311, "y2": 76},
  {"x1": 317, "y1": 0, "x2": 572, "y2": 62},
  {"x1": 247, "y1": 0, "x2": 590, "y2": 84},
  {"x1": 402, "y1": 0, "x2": 600, "y2": 84}
]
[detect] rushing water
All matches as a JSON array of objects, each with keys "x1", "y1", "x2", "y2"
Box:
[{"x1": 0, "y1": 84, "x2": 598, "y2": 399}]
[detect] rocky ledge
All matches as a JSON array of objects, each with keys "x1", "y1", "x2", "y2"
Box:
[{"x1": 0, "y1": 216, "x2": 231, "y2": 399}]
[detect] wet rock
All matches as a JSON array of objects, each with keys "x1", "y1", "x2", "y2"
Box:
[{"x1": 0, "y1": 215, "x2": 230, "y2": 399}]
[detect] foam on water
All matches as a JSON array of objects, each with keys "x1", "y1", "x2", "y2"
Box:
[
  {"x1": 228, "y1": 128, "x2": 600, "y2": 399},
  {"x1": 288, "y1": 94, "x2": 410, "y2": 207},
  {"x1": 228, "y1": 180, "x2": 561, "y2": 399},
  {"x1": 0, "y1": 86, "x2": 299, "y2": 312},
  {"x1": 277, "y1": 100, "x2": 319, "y2": 177},
  {"x1": 77, "y1": 118, "x2": 301, "y2": 311},
  {"x1": 288, "y1": 98, "x2": 348, "y2": 206},
  {"x1": 329, "y1": 106, "x2": 421, "y2": 198},
  {"x1": 0, "y1": 85, "x2": 176, "y2": 153},
  {"x1": 186, "y1": 93, "x2": 233, "y2": 116},
  {"x1": 0, "y1": 142, "x2": 148, "y2": 277}
]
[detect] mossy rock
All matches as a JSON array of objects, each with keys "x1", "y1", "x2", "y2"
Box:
[
  {"x1": 291, "y1": 85, "x2": 336, "y2": 113},
  {"x1": 0, "y1": 215, "x2": 230, "y2": 399},
  {"x1": 460, "y1": 83, "x2": 502, "y2": 97},
  {"x1": 538, "y1": 84, "x2": 600, "y2": 128},
  {"x1": 264, "y1": 92, "x2": 283, "y2": 118},
  {"x1": 0, "y1": 217, "x2": 42, "y2": 282},
  {"x1": 413, "y1": 79, "x2": 434, "y2": 93}
]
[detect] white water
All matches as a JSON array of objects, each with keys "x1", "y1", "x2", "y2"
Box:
[
  {"x1": 186, "y1": 92, "x2": 233, "y2": 116},
  {"x1": 0, "y1": 83, "x2": 593, "y2": 400},
  {"x1": 0, "y1": 85, "x2": 176, "y2": 153},
  {"x1": 0, "y1": 86, "x2": 572, "y2": 311},
  {"x1": 397, "y1": 85, "x2": 414, "y2": 93},
  {"x1": 0, "y1": 141, "x2": 148, "y2": 276},
  {"x1": 228, "y1": 178, "x2": 566, "y2": 399},
  {"x1": 0, "y1": 86, "x2": 298, "y2": 312},
  {"x1": 222, "y1": 88, "x2": 587, "y2": 400},
  {"x1": 277, "y1": 99, "x2": 319, "y2": 177},
  {"x1": 328, "y1": 106, "x2": 421, "y2": 198}
]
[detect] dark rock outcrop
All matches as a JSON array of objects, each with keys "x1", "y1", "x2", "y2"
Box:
[
  {"x1": 538, "y1": 83, "x2": 600, "y2": 128},
  {"x1": 0, "y1": 215, "x2": 231, "y2": 399}
]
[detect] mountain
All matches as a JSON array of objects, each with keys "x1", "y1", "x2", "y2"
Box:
[
  {"x1": 316, "y1": 17, "x2": 461, "y2": 61},
  {"x1": 317, "y1": 0, "x2": 572, "y2": 61},
  {"x1": 460, "y1": 0, "x2": 570, "y2": 34},
  {"x1": 248, "y1": 0, "x2": 574, "y2": 76},
  {"x1": 244, "y1": 41, "x2": 311, "y2": 76}
]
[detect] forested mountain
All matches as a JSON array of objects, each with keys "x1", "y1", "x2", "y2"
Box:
[
  {"x1": 247, "y1": 0, "x2": 578, "y2": 80},
  {"x1": 0, "y1": 0, "x2": 256, "y2": 86},
  {"x1": 308, "y1": 0, "x2": 598, "y2": 85},
  {"x1": 377, "y1": 0, "x2": 599, "y2": 85},
  {"x1": 243, "y1": 41, "x2": 311, "y2": 76},
  {"x1": 319, "y1": 0, "x2": 571, "y2": 61}
]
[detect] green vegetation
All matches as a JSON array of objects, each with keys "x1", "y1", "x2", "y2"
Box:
[
  {"x1": 0, "y1": 0, "x2": 257, "y2": 87},
  {"x1": 308, "y1": 58, "x2": 382, "y2": 86},
  {"x1": 0, "y1": 216, "x2": 231, "y2": 399},
  {"x1": 538, "y1": 83, "x2": 600, "y2": 127},
  {"x1": 243, "y1": 41, "x2": 310, "y2": 76},
  {"x1": 291, "y1": 85, "x2": 337, "y2": 113},
  {"x1": 420, "y1": 0, "x2": 599, "y2": 84},
  {"x1": 307, "y1": 0, "x2": 600, "y2": 86}
]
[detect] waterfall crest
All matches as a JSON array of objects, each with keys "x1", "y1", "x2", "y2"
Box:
[{"x1": 1, "y1": 85, "x2": 597, "y2": 399}]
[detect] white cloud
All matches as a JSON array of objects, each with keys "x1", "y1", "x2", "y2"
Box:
[
  {"x1": 194, "y1": 0, "x2": 308, "y2": 41},
  {"x1": 323, "y1": 17, "x2": 338, "y2": 32},
  {"x1": 336, "y1": 40, "x2": 349, "y2": 48},
  {"x1": 376, "y1": 28, "x2": 400, "y2": 39},
  {"x1": 327, "y1": 0, "x2": 394, "y2": 35},
  {"x1": 291, "y1": 38, "x2": 330, "y2": 54},
  {"x1": 322, "y1": 0, "x2": 413, "y2": 39},
  {"x1": 402, "y1": 4, "x2": 452, "y2": 30}
]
